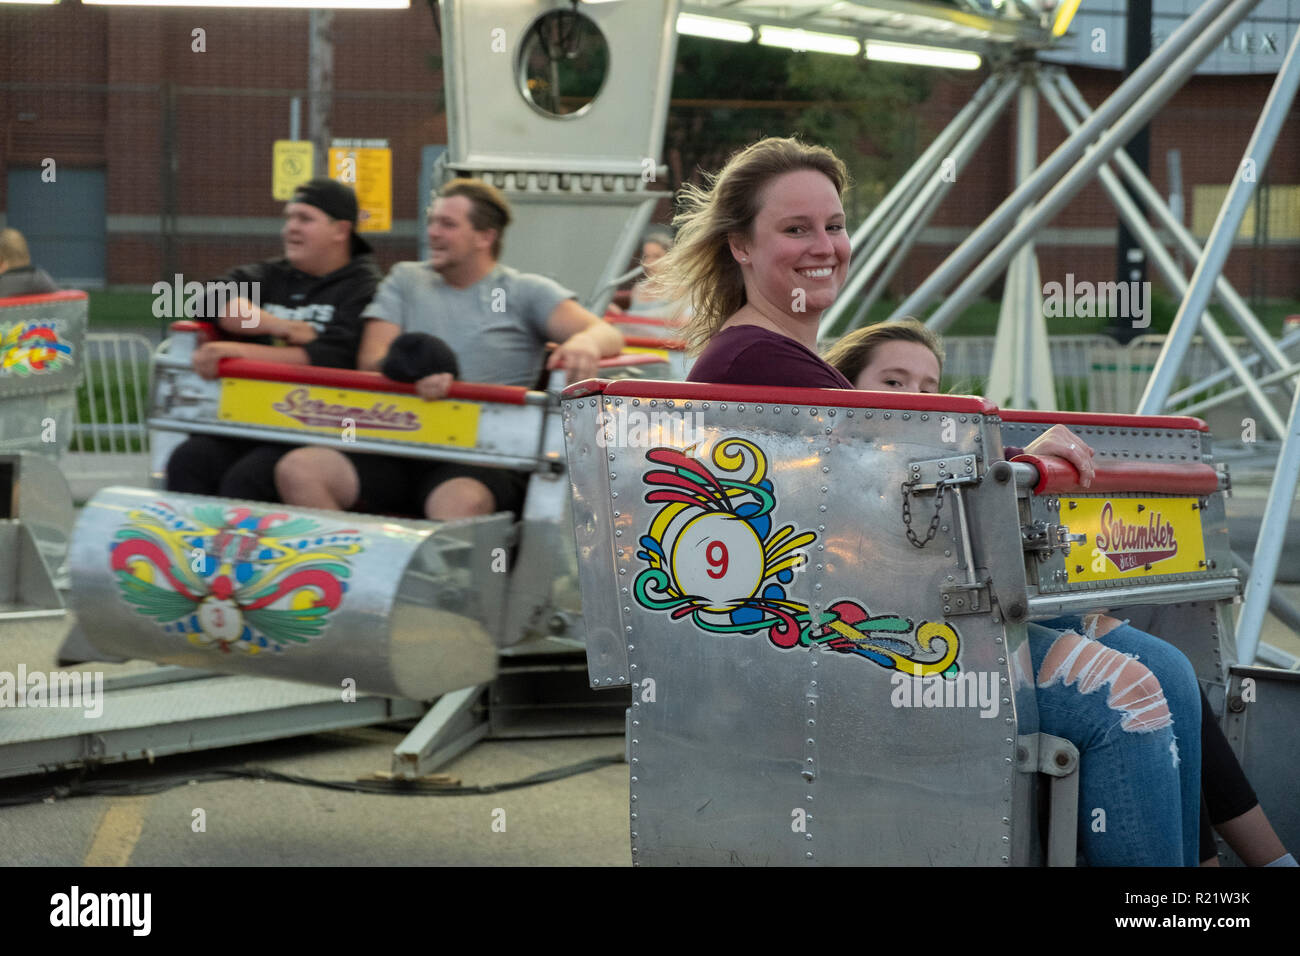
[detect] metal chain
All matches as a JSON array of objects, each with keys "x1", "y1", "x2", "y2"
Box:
[{"x1": 901, "y1": 478, "x2": 947, "y2": 548}]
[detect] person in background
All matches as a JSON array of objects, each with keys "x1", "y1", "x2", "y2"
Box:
[
  {"x1": 165, "y1": 178, "x2": 382, "y2": 501},
  {"x1": 0, "y1": 228, "x2": 58, "y2": 297},
  {"x1": 273, "y1": 177, "x2": 623, "y2": 520}
]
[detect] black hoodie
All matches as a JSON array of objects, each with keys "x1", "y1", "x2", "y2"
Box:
[{"x1": 203, "y1": 254, "x2": 382, "y2": 368}]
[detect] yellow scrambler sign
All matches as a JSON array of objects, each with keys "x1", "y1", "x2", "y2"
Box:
[
  {"x1": 1064, "y1": 497, "x2": 1206, "y2": 584},
  {"x1": 219, "y1": 379, "x2": 481, "y2": 448}
]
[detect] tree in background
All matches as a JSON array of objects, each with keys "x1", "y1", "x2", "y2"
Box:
[{"x1": 665, "y1": 37, "x2": 934, "y2": 225}]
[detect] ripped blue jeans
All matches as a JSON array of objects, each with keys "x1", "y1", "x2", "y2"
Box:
[{"x1": 1031, "y1": 614, "x2": 1201, "y2": 866}]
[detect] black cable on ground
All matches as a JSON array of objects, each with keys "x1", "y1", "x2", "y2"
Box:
[{"x1": 0, "y1": 754, "x2": 625, "y2": 808}]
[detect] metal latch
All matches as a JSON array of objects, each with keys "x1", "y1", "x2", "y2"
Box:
[
  {"x1": 1021, "y1": 521, "x2": 1086, "y2": 556},
  {"x1": 941, "y1": 578, "x2": 993, "y2": 616},
  {"x1": 905, "y1": 455, "x2": 978, "y2": 490}
]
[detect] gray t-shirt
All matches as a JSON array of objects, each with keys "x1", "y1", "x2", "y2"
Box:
[{"x1": 364, "y1": 261, "x2": 576, "y2": 387}]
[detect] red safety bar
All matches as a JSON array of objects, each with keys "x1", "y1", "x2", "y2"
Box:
[
  {"x1": 1000, "y1": 408, "x2": 1208, "y2": 432},
  {"x1": 0, "y1": 290, "x2": 88, "y2": 307},
  {"x1": 622, "y1": 333, "x2": 686, "y2": 351},
  {"x1": 216, "y1": 358, "x2": 532, "y2": 406},
  {"x1": 1012, "y1": 453, "x2": 1220, "y2": 496},
  {"x1": 563, "y1": 378, "x2": 999, "y2": 414}
]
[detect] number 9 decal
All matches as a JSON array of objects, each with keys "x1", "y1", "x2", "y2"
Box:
[{"x1": 705, "y1": 540, "x2": 729, "y2": 579}]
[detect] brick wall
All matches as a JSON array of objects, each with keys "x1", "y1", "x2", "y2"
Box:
[{"x1": 1, "y1": 6, "x2": 1295, "y2": 297}]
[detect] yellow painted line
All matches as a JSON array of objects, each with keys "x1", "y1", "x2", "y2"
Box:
[{"x1": 83, "y1": 799, "x2": 147, "y2": 867}]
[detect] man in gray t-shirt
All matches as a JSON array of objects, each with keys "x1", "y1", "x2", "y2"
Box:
[
  {"x1": 359, "y1": 259, "x2": 574, "y2": 387},
  {"x1": 274, "y1": 177, "x2": 623, "y2": 521}
]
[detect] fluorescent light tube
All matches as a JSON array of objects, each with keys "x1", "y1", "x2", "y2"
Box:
[
  {"x1": 677, "y1": 13, "x2": 754, "y2": 43},
  {"x1": 865, "y1": 40, "x2": 981, "y2": 70},
  {"x1": 758, "y1": 26, "x2": 860, "y2": 56}
]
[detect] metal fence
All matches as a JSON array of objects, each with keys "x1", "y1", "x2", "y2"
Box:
[
  {"x1": 941, "y1": 334, "x2": 1293, "y2": 414},
  {"x1": 66, "y1": 333, "x2": 154, "y2": 497}
]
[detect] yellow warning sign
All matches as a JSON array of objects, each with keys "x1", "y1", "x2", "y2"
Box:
[
  {"x1": 329, "y1": 141, "x2": 392, "y2": 232},
  {"x1": 1063, "y1": 497, "x2": 1207, "y2": 584},
  {"x1": 218, "y1": 379, "x2": 481, "y2": 448},
  {"x1": 272, "y1": 141, "x2": 315, "y2": 200}
]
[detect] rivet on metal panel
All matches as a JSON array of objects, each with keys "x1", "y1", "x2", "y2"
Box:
[
  {"x1": 883, "y1": 412, "x2": 891, "y2": 420},
  {"x1": 822, "y1": 466, "x2": 829, "y2": 473},
  {"x1": 846, "y1": 410, "x2": 853, "y2": 417},
  {"x1": 738, "y1": 404, "x2": 746, "y2": 411},
  {"x1": 756, "y1": 405, "x2": 764, "y2": 413},
  {"x1": 619, "y1": 568, "x2": 626, "y2": 575},
  {"x1": 608, "y1": 455, "x2": 615, "y2": 462},
  {"x1": 864, "y1": 412, "x2": 871, "y2": 419},
  {"x1": 793, "y1": 408, "x2": 800, "y2": 415},
  {"x1": 773, "y1": 406, "x2": 781, "y2": 414},
  {"x1": 806, "y1": 833, "x2": 813, "y2": 841},
  {"x1": 612, "y1": 492, "x2": 619, "y2": 498},
  {"x1": 921, "y1": 414, "x2": 928, "y2": 421},
  {"x1": 631, "y1": 794, "x2": 637, "y2": 801},
  {"x1": 614, "y1": 398, "x2": 622, "y2": 406},
  {"x1": 817, "y1": 544, "x2": 824, "y2": 551},
  {"x1": 632, "y1": 399, "x2": 640, "y2": 406},
  {"x1": 825, "y1": 409, "x2": 832, "y2": 416},
  {"x1": 627, "y1": 642, "x2": 634, "y2": 650},
  {"x1": 818, "y1": 505, "x2": 826, "y2": 512},
  {"x1": 814, "y1": 583, "x2": 822, "y2": 590},
  {"x1": 903, "y1": 413, "x2": 910, "y2": 421},
  {"x1": 621, "y1": 587, "x2": 628, "y2": 594},
  {"x1": 613, "y1": 511, "x2": 621, "y2": 517},
  {"x1": 995, "y1": 636, "x2": 1003, "y2": 644},
  {"x1": 625, "y1": 626, "x2": 632, "y2": 632},
  {"x1": 818, "y1": 525, "x2": 825, "y2": 531},
  {"x1": 631, "y1": 777, "x2": 637, "y2": 783},
  {"x1": 649, "y1": 400, "x2": 657, "y2": 407},
  {"x1": 820, "y1": 486, "x2": 827, "y2": 494},
  {"x1": 720, "y1": 403, "x2": 727, "y2": 410},
  {"x1": 806, "y1": 852, "x2": 814, "y2": 859}
]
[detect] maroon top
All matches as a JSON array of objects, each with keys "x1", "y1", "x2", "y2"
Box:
[{"x1": 688, "y1": 325, "x2": 853, "y2": 389}]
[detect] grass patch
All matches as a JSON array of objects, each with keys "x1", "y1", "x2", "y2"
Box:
[
  {"x1": 88, "y1": 291, "x2": 162, "y2": 331},
  {"x1": 72, "y1": 358, "x2": 150, "y2": 453}
]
